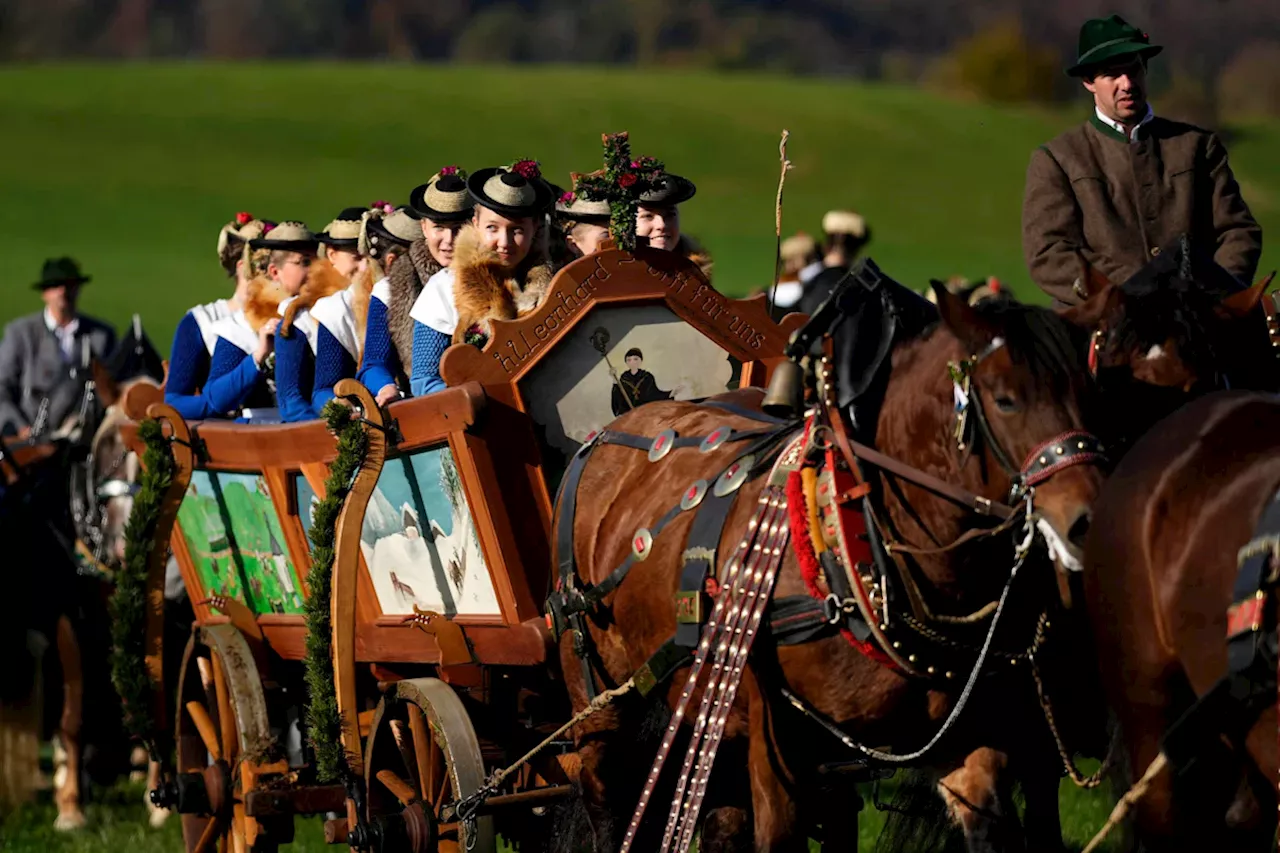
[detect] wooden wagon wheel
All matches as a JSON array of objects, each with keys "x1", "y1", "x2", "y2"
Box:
[
  {"x1": 362, "y1": 677, "x2": 496, "y2": 853},
  {"x1": 175, "y1": 623, "x2": 289, "y2": 853}
]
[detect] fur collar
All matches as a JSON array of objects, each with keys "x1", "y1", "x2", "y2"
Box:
[
  {"x1": 677, "y1": 234, "x2": 713, "y2": 279},
  {"x1": 451, "y1": 224, "x2": 555, "y2": 345},
  {"x1": 244, "y1": 276, "x2": 288, "y2": 331},
  {"x1": 351, "y1": 263, "x2": 376, "y2": 359},
  {"x1": 283, "y1": 257, "x2": 348, "y2": 333},
  {"x1": 386, "y1": 238, "x2": 442, "y2": 373}
]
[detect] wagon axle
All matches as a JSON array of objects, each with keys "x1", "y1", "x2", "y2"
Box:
[
  {"x1": 149, "y1": 764, "x2": 233, "y2": 817},
  {"x1": 347, "y1": 803, "x2": 437, "y2": 853}
]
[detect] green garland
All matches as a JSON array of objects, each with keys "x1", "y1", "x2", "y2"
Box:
[
  {"x1": 571, "y1": 132, "x2": 665, "y2": 252},
  {"x1": 108, "y1": 418, "x2": 176, "y2": 759},
  {"x1": 303, "y1": 401, "x2": 370, "y2": 783}
]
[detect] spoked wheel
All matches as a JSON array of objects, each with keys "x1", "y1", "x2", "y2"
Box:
[
  {"x1": 173, "y1": 624, "x2": 289, "y2": 853},
  {"x1": 362, "y1": 677, "x2": 496, "y2": 853}
]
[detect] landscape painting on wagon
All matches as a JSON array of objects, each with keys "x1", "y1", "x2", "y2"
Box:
[
  {"x1": 519, "y1": 304, "x2": 740, "y2": 488},
  {"x1": 297, "y1": 444, "x2": 499, "y2": 617},
  {"x1": 175, "y1": 470, "x2": 306, "y2": 614}
]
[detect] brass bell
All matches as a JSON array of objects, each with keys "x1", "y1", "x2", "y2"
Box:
[{"x1": 762, "y1": 358, "x2": 805, "y2": 418}]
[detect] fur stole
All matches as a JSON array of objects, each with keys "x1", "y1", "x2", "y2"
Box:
[
  {"x1": 677, "y1": 234, "x2": 714, "y2": 280},
  {"x1": 387, "y1": 239, "x2": 441, "y2": 373},
  {"x1": 451, "y1": 224, "x2": 555, "y2": 345},
  {"x1": 244, "y1": 276, "x2": 287, "y2": 331},
  {"x1": 351, "y1": 263, "x2": 376, "y2": 360},
  {"x1": 282, "y1": 257, "x2": 348, "y2": 334}
]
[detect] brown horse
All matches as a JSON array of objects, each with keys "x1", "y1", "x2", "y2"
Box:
[
  {"x1": 1063, "y1": 244, "x2": 1277, "y2": 453},
  {"x1": 1083, "y1": 391, "x2": 1280, "y2": 851},
  {"x1": 556, "y1": 282, "x2": 1105, "y2": 852}
]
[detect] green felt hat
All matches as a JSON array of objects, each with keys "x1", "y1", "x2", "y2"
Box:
[
  {"x1": 33, "y1": 257, "x2": 91, "y2": 290},
  {"x1": 1067, "y1": 15, "x2": 1162, "y2": 77}
]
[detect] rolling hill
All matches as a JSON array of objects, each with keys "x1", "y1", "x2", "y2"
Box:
[{"x1": 0, "y1": 63, "x2": 1276, "y2": 354}]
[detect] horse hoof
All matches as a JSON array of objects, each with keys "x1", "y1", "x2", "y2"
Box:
[
  {"x1": 148, "y1": 806, "x2": 172, "y2": 828},
  {"x1": 54, "y1": 812, "x2": 87, "y2": 831}
]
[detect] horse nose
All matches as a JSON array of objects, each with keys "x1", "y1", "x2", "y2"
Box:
[{"x1": 1067, "y1": 508, "x2": 1092, "y2": 550}]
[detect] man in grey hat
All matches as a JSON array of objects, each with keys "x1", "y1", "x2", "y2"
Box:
[
  {"x1": 1022, "y1": 14, "x2": 1261, "y2": 305},
  {"x1": 0, "y1": 257, "x2": 117, "y2": 437}
]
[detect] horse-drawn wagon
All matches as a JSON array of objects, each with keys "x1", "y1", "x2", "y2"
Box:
[{"x1": 115, "y1": 244, "x2": 798, "y2": 852}]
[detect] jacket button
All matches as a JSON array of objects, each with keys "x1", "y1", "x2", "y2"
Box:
[{"x1": 1151, "y1": 247, "x2": 1161, "y2": 256}]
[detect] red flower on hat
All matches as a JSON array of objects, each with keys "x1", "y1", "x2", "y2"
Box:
[
  {"x1": 441, "y1": 165, "x2": 458, "y2": 176},
  {"x1": 235, "y1": 212, "x2": 253, "y2": 225},
  {"x1": 559, "y1": 191, "x2": 576, "y2": 205},
  {"x1": 511, "y1": 159, "x2": 541, "y2": 180},
  {"x1": 263, "y1": 222, "x2": 276, "y2": 234},
  {"x1": 618, "y1": 173, "x2": 638, "y2": 188}
]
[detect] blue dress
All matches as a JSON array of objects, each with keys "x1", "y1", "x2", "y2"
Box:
[
  {"x1": 274, "y1": 298, "x2": 319, "y2": 423},
  {"x1": 204, "y1": 313, "x2": 276, "y2": 421},
  {"x1": 356, "y1": 277, "x2": 402, "y2": 397},
  {"x1": 309, "y1": 284, "x2": 359, "y2": 415},
  {"x1": 164, "y1": 299, "x2": 232, "y2": 420},
  {"x1": 407, "y1": 268, "x2": 457, "y2": 397}
]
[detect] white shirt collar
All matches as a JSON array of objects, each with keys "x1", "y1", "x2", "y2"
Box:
[
  {"x1": 43, "y1": 308, "x2": 81, "y2": 362},
  {"x1": 1095, "y1": 104, "x2": 1154, "y2": 142}
]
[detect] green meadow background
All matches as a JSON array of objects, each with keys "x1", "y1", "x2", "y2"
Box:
[{"x1": 2, "y1": 63, "x2": 1277, "y2": 355}]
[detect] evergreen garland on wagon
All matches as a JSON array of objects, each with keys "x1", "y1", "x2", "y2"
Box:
[
  {"x1": 302, "y1": 400, "x2": 369, "y2": 783},
  {"x1": 108, "y1": 418, "x2": 175, "y2": 758},
  {"x1": 571, "y1": 132, "x2": 665, "y2": 252}
]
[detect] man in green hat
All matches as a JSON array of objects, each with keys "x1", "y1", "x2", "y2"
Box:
[
  {"x1": 1022, "y1": 15, "x2": 1262, "y2": 305},
  {"x1": 0, "y1": 257, "x2": 117, "y2": 437}
]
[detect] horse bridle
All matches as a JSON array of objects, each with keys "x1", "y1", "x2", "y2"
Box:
[{"x1": 952, "y1": 338, "x2": 1107, "y2": 504}]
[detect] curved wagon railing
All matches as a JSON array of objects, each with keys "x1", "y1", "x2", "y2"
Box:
[{"x1": 118, "y1": 244, "x2": 802, "y2": 852}]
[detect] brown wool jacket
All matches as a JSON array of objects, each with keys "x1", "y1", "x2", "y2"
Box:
[{"x1": 1022, "y1": 114, "x2": 1262, "y2": 305}]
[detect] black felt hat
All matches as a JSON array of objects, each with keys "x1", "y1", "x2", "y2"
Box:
[
  {"x1": 248, "y1": 221, "x2": 319, "y2": 253},
  {"x1": 33, "y1": 257, "x2": 91, "y2": 290},
  {"x1": 360, "y1": 207, "x2": 421, "y2": 261},
  {"x1": 408, "y1": 169, "x2": 473, "y2": 223},
  {"x1": 467, "y1": 166, "x2": 554, "y2": 220},
  {"x1": 316, "y1": 207, "x2": 367, "y2": 247},
  {"x1": 639, "y1": 173, "x2": 697, "y2": 207}
]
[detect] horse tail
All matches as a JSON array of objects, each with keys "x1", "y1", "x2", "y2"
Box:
[{"x1": 872, "y1": 769, "x2": 966, "y2": 853}]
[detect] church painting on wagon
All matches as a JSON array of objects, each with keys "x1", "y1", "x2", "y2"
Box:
[
  {"x1": 296, "y1": 446, "x2": 499, "y2": 617},
  {"x1": 176, "y1": 471, "x2": 306, "y2": 615}
]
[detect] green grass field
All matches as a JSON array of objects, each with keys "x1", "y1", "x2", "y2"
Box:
[
  {"x1": 2, "y1": 772, "x2": 1123, "y2": 852},
  {"x1": 1, "y1": 63, "x2": 1277, "y2": 354}
]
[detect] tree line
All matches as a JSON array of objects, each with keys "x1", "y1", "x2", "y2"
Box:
[{"x1": 2, "y1": 0, "x2": 1278, "y2": 115}]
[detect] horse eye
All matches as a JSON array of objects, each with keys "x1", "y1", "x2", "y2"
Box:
[{"x1": 993, "y1": 394, "x2": 1019, "y2": 413}]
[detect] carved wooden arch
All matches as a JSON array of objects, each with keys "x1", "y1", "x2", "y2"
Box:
[{"x1": 438, "y1": 246, "x2": 804, "y2": 597}]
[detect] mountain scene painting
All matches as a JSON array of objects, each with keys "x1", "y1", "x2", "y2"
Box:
[
  {"x1": 360, "y1": 445, "x2": 499, "y2": 617},
  {"x1": 176, "y1": 470, "x2": 306, "y2": 615}
]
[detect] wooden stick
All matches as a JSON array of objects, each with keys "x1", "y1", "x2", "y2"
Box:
[{"x1": 766, "y1": 130, "x2": 793, "y2": 318}]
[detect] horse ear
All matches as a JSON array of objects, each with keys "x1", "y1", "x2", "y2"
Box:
[
  {"x1": 1217, "y1": 272, "x2": 1274, "y2": 319},
  {"x1": 1059, "y1": 284, "x2": 1121, "y2": 329},
  {"x1": 933, "y1": 279, "x2": 998, "y2": 350}
]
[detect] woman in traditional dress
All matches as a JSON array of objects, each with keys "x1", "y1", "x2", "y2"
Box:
[
  {"x1": 307, "y1": 203, "x2": 419, "y2": 410},
  {"x1": 360, "y1": 169, "x2": 471, "y2": 405},
  {"x1": 407, "y1": 161, "x2": 556, "y2": 396},
  {"x1": 203, "y1": 222, "x2": 317, "y2": 422},
  {"x1": 163, "y1": 214, "x2": 274, "y2": 419},
  {"x1": 555, "y1": 175, "x2": 613, "y2": 259},
  {"x1": 272, "y1": 208, "x2": 363, "y2": 421},
  {"x1": 636, "y1": 171, "x2": 712, "y2": 277}
]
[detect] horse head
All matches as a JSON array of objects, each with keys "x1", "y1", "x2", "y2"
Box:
[{"x1": 1062, "y1": 243, "x2": 1278, "y2": 449}]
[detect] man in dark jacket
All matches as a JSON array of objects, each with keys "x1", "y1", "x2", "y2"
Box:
[
  {"x1": 1022, "y1": 15, "x2": 1262, "y2": 305},
  {"x1": 0, "y1": 258, "x2": 116, "y2": 437}
]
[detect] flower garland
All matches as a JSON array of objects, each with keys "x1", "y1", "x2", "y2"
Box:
[
  {"x1": 570, "y1": 132, "x2": 665, "y2": 252},
  {"x1": 302, "y1": 400, "x2": 370, "y2": 783},
  {"x1": 108, "y1": 418, "x2": 176, "y2": 760}
]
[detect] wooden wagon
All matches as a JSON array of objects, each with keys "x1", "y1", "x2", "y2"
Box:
[{"x1": 119, "y1": 245, "x2": 800, "y2": 852}]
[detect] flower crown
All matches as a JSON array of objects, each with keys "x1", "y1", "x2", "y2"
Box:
[{"x1": 506, "y1": 159, "x2": 541, "y2": 180}]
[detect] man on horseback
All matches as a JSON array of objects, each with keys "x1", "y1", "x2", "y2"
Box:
[
  {"x1": 0, "y1": 258, "x2": 116, "y2": 438},
  {"x1": 1022, "y1": 15, "x2": 1262, "y2": 305}
]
